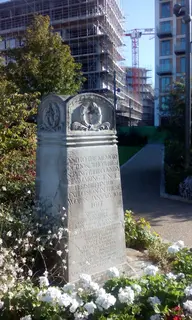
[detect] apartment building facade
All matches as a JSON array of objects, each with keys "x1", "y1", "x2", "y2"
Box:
[
  {"x1": 0, "y1": 0, "x2": 143, "y2": 125},
  {"x1": 155, "y1": 0, "x2": 190, "y2": 126}
]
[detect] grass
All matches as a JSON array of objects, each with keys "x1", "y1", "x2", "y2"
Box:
[{"x1": 118, "y1": 146, "x2": 142, "y2": 166}]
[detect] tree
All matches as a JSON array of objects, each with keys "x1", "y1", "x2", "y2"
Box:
[
  {"x1": 0, "y1": 77, "x2": 40, "y2": 204},
  {"x1": 3, "y1": 15, "x2": 84, "y2": 97},
  {"x1": 161, "y1": 81, "x2": 185, "y2": 141}
]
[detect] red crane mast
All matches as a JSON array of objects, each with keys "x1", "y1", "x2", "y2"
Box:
[{"x1": 124, "y1": 28, "x2": 155, "y2": 98}]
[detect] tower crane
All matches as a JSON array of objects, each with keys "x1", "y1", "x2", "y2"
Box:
[{"x1": 124, "y1": 28, "x2": 155, "y2": 97}]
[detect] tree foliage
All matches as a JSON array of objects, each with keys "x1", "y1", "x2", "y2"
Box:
[
  {"x1": 0, "y1": 77, "x2": 40, "y2": 204},
  {"x1": 3, "y1": 15, "x2": 84, "y2": 97},
  {"x1": 161, "y1": 81, "x2": 185, "y2": 141}
]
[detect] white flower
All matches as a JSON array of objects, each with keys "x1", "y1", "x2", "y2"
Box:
[
  {"x1": 132, "y1": 284, "x2": 142, "y2": 294},
  {"x1": 174, "y1": 240, "x2": 185, "y2": 248},
  {"x1": 26, "y1": 231, "x2": 32, "y2": 237},
  {"x1": 183, "y1": 300, "x2": 192, "y2": 313},
  {"x1": 28, "y1": 270, "x2": 33, "y2": 277},
  {"x1": 0, "y1": 300, "x2": 4, "y2": 309},
  {"x1": 118, "y1": 287, "x2": 134, "y2": 304},
  {"x1": 185, "y1": 285, "x2": 192, "y2": 297},
  {"x1": 70, "y1": 299, "x2": 80, "y2": 313},
  {"x1": 84, "y1": 301, "x2": 97, "y2": 314},
  {"x1": 144, "y1": 265, "x2": 159, "y2": 276},
  {"x1": 58, "y1": 293, "x2": 72, "y2": 307},
  {"x1": 27, "y1": 190, "x2": 31, "y2": 194},
  {"x1": 148, "y1": 296, "x2": 161, "y2": 307},
  {"x1": 43, "y1": 270, "x2": 48, "y2": 277},
  {"x1": 166, "y1": 272, "x2": 177, "y2": 280},
  {"x1": 89, "y1": 281, "x2": 100, "y2": 292},
  {"x1": 39, "y1": 276, "x2": 49, "y2": 287},
  {"x1": 56, "y1": 250, "x2": 62, "y2": 257},
  {"x1": 37, "y1": 287, "x2": 61, "y2": 304},
  {"x1": 21, "y1": 257, "x2": 26, "y2": 264},
  {"x1": 20, "y1": 316, "x2": 32, "y2": 320},
  {"x1": 79, "y1": 274, "x2": 92, "y2": 289},
  {"x1": 95, "y1": 289, "x2": 116, "y2": 310},
  {"x1": 2, "y1": 186, "x2": 6, "y2": 191},
  {"x1": 78, "y1": 288, "x2": 84, "y2": 294},
  {"x1": 6, "y1": 231, "x2": 12, "y2": 237},
  {"x1": 63, "y1": 283, "x2": 75, "y2": 293},
  {"x1": 167, "y1": 245, "x2": 180, "y2": 254},
  {"x1": 150, "y1": 315, "x2": 161, "y2": 320},
  {"x1": 177, "y1": 273, "x2": 185, "y2": 280},
  {"x1": 74, "y1": 311, "x2": 88, "y2": 320},
  {"x1": 107, "y1": 267, "x2": 120, "y2": 278}
]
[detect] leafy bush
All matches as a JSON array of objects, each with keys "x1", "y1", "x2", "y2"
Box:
[
  {"x1": 164, "y1": 140, "x2": 184, "y2": 169},
  {"x1": 172, "y1": 248, "x2": 192, "y2": 277},
  {"x1": 147, "y1": 241, "x2": 172, "y2": 272},
  {"x1": 164, "y1": 140, "x2": 192, "y2": 196},
  {"x1": 124, "y1": 211, "x2": 159, "y2": 250},
  {"x1": 118, "y1": 130, "x2": 148, "y2": 147},
  {"x1": 164, "y1": 165, "x2": 192, "y2": 196}
]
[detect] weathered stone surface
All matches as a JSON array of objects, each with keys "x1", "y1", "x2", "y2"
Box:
[{"x1": 36, "y1": 93, "x2": 127, "y2": 282}]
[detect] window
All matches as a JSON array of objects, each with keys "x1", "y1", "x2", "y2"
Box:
[
  {"x1": 160, "y1": 59, "x2": 171, "y2": 72},
  {"x1": 160, "y1": 21, "x2": 171, "y2": 32},
  {"x1": 161, "y1": 40, "x2": 171, "y2": 56},
  {"x1": 180, "y1": 37, "x2": 186, "y2": 49},
  {"x1": 181, "y1": 21, "x2": 186, "y2": 35},
  {"x1": 161, "y1": 2, "x2": 171, "y2": 18},
  {"x1": 160, "y1": 96, "x2": 170, "y2": 110},
  {"x1": 160, "y1": 77, "x2": 171, "y2": 91},
  {"x1": 0, "y1": 40, "x2": 5, "y2": 50},
  {"x1": 180, "y1": 57, "x2": 185, "y2": 73}
]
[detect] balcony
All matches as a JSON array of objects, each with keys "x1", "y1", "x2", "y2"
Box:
[
  {"x1": 157, "y1": 25, "x2": 173, "y2": 38},
  {"x1": 174, "y1": 42, "x2": 186, "y2": 55},
  {"x1": 156, "y1": 64, "x2": 172, "y2": 75}
]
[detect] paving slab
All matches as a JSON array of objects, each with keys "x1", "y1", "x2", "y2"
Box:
[{"x1": 121, "y1": 144, "x2": 192, "y2": 247}]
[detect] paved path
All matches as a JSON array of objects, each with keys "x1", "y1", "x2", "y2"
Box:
[{"x1": 120, "y1": 144, "x2": 192, "y2": 247}]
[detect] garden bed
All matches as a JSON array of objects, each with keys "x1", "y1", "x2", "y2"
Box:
[{"x1": 1, "y1": 210, "x2": 192, "y2": 319}]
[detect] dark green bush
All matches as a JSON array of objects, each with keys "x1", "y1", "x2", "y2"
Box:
[
  {"x1": 164, "y1": 140, "x2": 192, "y2": 195},
  {"x1": 118, "y1": 130, "x2": 148, "y2": 147},
  {"x1": 164, "y1": 140, "x2": 184, "y2": 169}
]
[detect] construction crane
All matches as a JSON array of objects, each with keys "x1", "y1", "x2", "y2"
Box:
[{"x1": 124, "y1": 28, "x2": 155, "y2": 98}]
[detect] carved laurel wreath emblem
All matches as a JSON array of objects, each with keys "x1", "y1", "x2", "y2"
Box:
[{"x1": 72, "y1": 102, "x2": 110, "y2": 131}]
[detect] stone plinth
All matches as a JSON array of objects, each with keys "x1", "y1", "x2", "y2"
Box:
[{"x1": 36, "y1": 93, "x2": 127, "y2": 282}]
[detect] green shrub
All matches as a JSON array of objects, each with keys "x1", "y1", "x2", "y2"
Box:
[
  {"x1": 164, "y1": 164, "x2": 192, "y2": 196},
  {"x1": 124, "y1": 211, "x2": 159, "y2": 251},
  {"x1": 172, "y1": 248, "x2": 192, "y2": 277},
  {"x1": 164, "y1": 140, "x2": 184, "y2": 169},
  {"x1": 147, "y1": 241, "x2": 172, "y2": 271},
  {"x1": 164, "y1": 140, "x2": 192, "y2": 196},
  {"x1": 118, "y1": 130, "x2": 148, "y2": 147}
]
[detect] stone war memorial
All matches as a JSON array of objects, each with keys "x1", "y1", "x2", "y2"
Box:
[{"x1": 36, "y1": 92, "x2": 127, "y2": 282}]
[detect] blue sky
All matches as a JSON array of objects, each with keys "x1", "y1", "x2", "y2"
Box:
[{"x1": 121, "y1": 0, "x2": 155, "y2": 84}]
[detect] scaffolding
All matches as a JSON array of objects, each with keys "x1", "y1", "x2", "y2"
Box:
[
  {"x1": 126, "y1": 67, "x2": 154, "y2": 125},
  {"x1": 0, "y1": 0, "x2": 143, "y2": 123}
]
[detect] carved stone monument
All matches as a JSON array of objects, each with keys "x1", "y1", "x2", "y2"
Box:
[{"x1": 36, "y1": 93, "x2": 127, "y2": 282}]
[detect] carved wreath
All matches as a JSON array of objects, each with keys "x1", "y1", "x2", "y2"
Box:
[{"x1": 71, "y1": 102, "x2": 110, "y2": 131}]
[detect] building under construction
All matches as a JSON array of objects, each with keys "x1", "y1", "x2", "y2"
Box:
[
  {"x1": 126, "y1": 67, "x2": 154, "y2": 126},
  {"x1": 0, "y1": 0, "x2": 143, "y2": 124}
]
